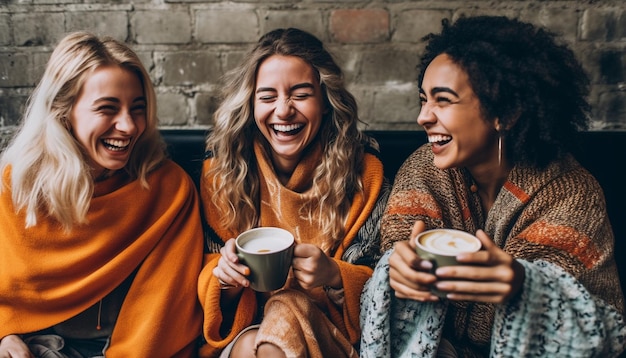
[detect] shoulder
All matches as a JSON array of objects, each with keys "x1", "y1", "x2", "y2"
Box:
[
  {"x1": 519, "y1": 155, "x2": 603, "y2": 196},
  {"x1": 149, "y1": 159, "x2": 196, "y2": 191},
  {"x1": 396, "y1": 144, "x2": 435, "y2": 177}
]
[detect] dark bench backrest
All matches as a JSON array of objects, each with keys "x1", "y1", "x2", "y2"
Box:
[{"x1": 161, "y1": 129, "x2": 626, "y2": 295}]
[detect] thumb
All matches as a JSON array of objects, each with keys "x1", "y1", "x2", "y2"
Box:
[
  {"x1": 475, "y1": 229, "x2": 494, "y2": 250},
  {"x1": 409, "y1": 220, "x2": 427, "y2": 249}
]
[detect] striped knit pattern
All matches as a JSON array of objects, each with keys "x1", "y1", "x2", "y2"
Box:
[{"x1": 375, "y1": 144, "x2": 624, "y2": 356}]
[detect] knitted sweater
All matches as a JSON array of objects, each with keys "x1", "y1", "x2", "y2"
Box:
[
  {"x1": 360, "y1": 144, "x2": 625, "y2": 357},
  {"x1": 198, "y1": 141, "x2": 389, "y2": 357}
]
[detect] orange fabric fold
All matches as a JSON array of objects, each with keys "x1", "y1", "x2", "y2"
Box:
[
  {"x1": 0, "y1": 160, "x2": 204, "y2": 357},
  {"x1": 198, "y1": 143, "x2": 384, "y2": 357}
]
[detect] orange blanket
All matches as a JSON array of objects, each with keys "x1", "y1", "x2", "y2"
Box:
[
  {"x1": 0, "y1": 160, "x2": 204, "y2": 357},
  {"x1": 198, "y1": 143, "x2": 384, "y2": 357}
]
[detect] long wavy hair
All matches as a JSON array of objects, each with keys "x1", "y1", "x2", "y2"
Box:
[
  {"x1": 206, "y1": 28, "x2": 367, "y2": 248},
  {"x1": 418, "y1": 16, "x2": 590, "y2": 168},
  {"x1": 0, "y1": 31, "x2": 166, "y2": 230}
]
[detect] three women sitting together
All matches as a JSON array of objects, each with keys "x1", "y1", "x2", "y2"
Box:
[{"x1": 1, "y1": 14, "x2": 624, "y2": 358}]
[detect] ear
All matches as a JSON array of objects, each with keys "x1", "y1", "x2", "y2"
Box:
[
  {"x1": 494, "y1": 118, "x2": 502, "y2": 132},
  {"x1": 496, "y1": 111, "x2": 522, "y2": 131}
]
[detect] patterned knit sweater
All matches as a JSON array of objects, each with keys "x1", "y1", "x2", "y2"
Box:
[{"x1": 360, "y1": 144, "x2": 626, "y2": 357}]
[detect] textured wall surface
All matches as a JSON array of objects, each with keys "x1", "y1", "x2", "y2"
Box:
[{"x1": 0, "y1": 0, "x2": 624, "y2": 133}]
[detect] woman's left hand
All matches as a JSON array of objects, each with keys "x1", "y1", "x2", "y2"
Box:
[
  {"x1": 434, "y1": 229, "x2": 525, "y2": 304},
  {"x1": 291, "y1": 243, "x2": 342, "y2": 290}
]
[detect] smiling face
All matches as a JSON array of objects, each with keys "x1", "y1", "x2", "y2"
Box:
[
  {"x1": 69, "y1": 65, "x2": 147, "y2": 179},
  {"x1": 417, "y1": 54, "x2": 499, "y2": 171},
  {"x1": 253, "y1": 55, "x2": 325, "y2": 176}
]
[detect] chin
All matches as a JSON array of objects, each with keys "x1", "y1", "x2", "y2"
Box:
[{"x1": 433, "y1": 159, "x2": 454, "y2": 170}]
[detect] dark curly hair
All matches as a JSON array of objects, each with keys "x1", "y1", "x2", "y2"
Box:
[{"x1": 418, "y1": 16, "x2": 590, "y2": 168}]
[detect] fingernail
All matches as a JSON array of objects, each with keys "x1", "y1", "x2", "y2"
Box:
[{"x1": 420, "y1": 260, "x2": 433, "y2": 270}]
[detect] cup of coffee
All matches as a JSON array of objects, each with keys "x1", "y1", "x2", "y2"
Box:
[
  {"x1": 415, "y1": 228, "x2": 482, "y2": 297},
  {"x1": 235, "y1": 227, "x2": 295, "y2": 292}
]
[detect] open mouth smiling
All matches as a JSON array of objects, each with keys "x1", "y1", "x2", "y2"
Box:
[
  {"x1": 428, "y1": 134, "x2": 452, "y2": 146},
  {"x1": 102, "y1": 138, "x2": 131, "y2": 151},
  {"x1": 272, "y1": 123, "x2": 304, "y2": 135}
]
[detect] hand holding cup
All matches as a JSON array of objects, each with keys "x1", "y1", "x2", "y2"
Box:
[
  {"x1": 414, "y1": 228, "x2": 482, "y2": 297},
  {"x1": 235, "y1": 227, "x2": 295, "y2": 292}
]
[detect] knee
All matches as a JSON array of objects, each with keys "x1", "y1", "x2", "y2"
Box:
[
  {"x1": 230, "y1": 329, "x2": 258, "y2": 358},
  {"x1": 256, "y1": 342, "x2": 287, "y2": 358}
]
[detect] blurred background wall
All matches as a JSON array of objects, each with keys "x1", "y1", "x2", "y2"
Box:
[{"x1": 0, "y1": 0, "x2": 624, "y2": 141}]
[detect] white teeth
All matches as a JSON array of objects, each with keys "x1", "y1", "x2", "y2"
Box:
[
  {"x1": 103, "y1": 138, "x2": 131, "y2": 150},
  {"x1": 272, "y1": 123, "x2": 303, "y2": 132},
  {"x1": 428, "y1": 134, "x2": 452, "y2": 143}
]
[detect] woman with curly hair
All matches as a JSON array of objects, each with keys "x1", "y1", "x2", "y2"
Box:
[
  {"x1": 197, "y1": 28, "x2": 389, "y2": 357},
  {"x1": 360, "y1": 15, "x2": 626, "y2": 357},
  {"x1": 0, "y1": 32, "x2": 203, "y2": 357}
]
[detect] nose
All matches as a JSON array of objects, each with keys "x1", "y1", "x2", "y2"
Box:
[
  {"x1": 115, "y1": 111, "x2": 137, "y2": 133},
  {"x1": 274, "y1": 97, "x2": 294, "y2": 119},
  {"x1": 417, "y1": 101, "x2": 435, "y2": 126}
]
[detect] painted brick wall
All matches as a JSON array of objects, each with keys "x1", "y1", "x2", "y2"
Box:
[{"x1": 0, "y1": 0, "x2": 624, "y2": 134}]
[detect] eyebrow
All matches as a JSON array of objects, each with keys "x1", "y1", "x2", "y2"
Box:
[
  {"x1": 255, "y1": 82, "x2": 315, "y2": 94},
  {"x1": 430, "y1": 87, "x2": 460, "y2": 98},
  {"x1": 93, "y1": 96, "x2": 146, "y2": 104}
]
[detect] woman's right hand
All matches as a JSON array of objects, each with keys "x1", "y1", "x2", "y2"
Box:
[
  {"x1": 389, "y1": 220, "x2": 440, "y2": 302},
  {"x1": 213, "y1": 238, "x2": 251, "y2": 291},
  {"x1": 0, "y1": 335, "x2": 33, "y2": 358}
]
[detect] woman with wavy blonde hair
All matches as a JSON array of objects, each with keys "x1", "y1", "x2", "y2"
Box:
[
  {"x1": 198, "y1": 28, "x2": 389, "y2": 357},
  {"x1": 0, "y1": 32, "x2": 203, "y2": 357},
  {"x1": 1, "y1": 32, "x2": 164, "y2": 230}
]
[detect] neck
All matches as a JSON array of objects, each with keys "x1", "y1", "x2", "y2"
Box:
[
  {"x1": 470, "y1": 162, "x2": 511, "y2": 213},
  {"x1": 94, "y1": 169, "x2": 115, "y2": 182},
  {"x1": 275, "y1": 169, "x2": 292, "y2": 186},
  {"x1": 271, "y1": 156, "x2": 299, "y2": 186}
]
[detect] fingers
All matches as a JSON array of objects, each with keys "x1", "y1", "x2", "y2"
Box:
[
  {"x1": 220, "y1": 239, "x2": 239, "y2": 263},
  {"x1": 214, "y1": 239, "x2": 251, "y2": 288},
  {"x1": 390, "y1": 265, "x2": 440, "y2": 301},
  {"x1": 213, "y1": 263, "x2": 247, "y2": 289},
  {"x1": 291, "y1": 244, "x2": 340, "y2": 289},
  {"x1": 434, "y1": 252, "x2": 525, "y2": 303},
  {"x1": 474, "y1": 229, "x2": 494, "y2": 250},
  {"x1": 0, "y1": 335, "x2": 33, "y2": 358},
  {"x1": 389, "y1": 241, "x2": 439, "y2": 301},
  {"x1": 434, "y1": 279, "x2": 516, "y2": 303},
  {"x1": 393, "y1": 241, "x2": 425, "y2": 269}
]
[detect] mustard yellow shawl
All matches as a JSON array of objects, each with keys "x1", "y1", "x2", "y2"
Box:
[{"x1": 0, "y1": 160, "x2": 204, "y2": 357}]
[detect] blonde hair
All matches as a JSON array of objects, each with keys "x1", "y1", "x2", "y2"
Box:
[
  {"x1": 206, "y1": 28, "x2": 368, "y2": 250},
  {"x1": 0, "y1": 31, "x2": 166, "y2": 230}
]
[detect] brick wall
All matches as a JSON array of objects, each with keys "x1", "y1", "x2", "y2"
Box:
[{"x1": 0, "y1": 0, "x2": 624, "y2": 134}]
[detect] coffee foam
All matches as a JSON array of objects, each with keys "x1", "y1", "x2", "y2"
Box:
[
  {"x1": 241, "y1": 236, "x2": 290, "y2": 253},
  {"x1": 419, "y1": 231, "x2": 480, "y2": 255}
]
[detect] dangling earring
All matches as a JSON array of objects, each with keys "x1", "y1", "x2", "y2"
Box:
[
  {"x1": 495, "y1": 122, "x2": 502, "y2": 167},
  {"x1": 498, "y1": 134, "x2": 502, "y2": 167}
]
